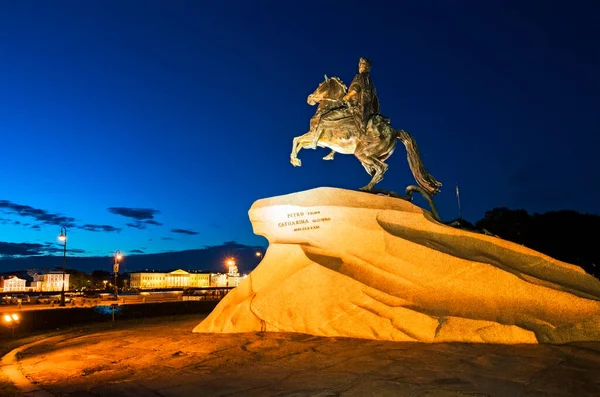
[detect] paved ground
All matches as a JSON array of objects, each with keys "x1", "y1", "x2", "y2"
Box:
[{"x1": 2, "y1": 315, "x2": 600, "y2": 396}]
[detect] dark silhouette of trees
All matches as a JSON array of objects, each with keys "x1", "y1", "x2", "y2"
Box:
[
  {"x1": 68, "y1": 269, "x2": 93, "y2": 290},
  {"x1": 476, "y1": 208, "x2": 599, "y2": 279},
  {"x1": 91, "y1": 270, "x2": 111, "y2": 289}
]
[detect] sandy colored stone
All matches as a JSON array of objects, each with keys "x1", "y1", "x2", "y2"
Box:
[
  {"x1": 9, "y1": 316, "x2": 600, "y2": 396},
  {"x1": 195, "y1": 187, "x2": 600, "y2": 344}
]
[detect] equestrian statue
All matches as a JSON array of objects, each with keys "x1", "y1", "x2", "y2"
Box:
[{"x1": 289, "y1": 57, "x2": 443, "y2": 220}]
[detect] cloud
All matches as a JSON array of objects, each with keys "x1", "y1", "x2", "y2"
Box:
[
  {"x1": 161, "y1": 237, "x2": 174, "y2": 241},
  {"x1": 130, "y1": 249, "x2": 145, "y2": 254},
  {"x1": 0, "y1": 241, "x2": 86, "y2": 257},
  {"x1": 43, "y1": 245, "x2": 86, "y2": 255},
  {"x1": 108, "y1": 207, "x2": 160, "y2": 221},
  {"x1": 0, "y1": 242, "x2": 45, "y2": 256},
  {"x1": 80, "y1": 224, "x2": 122, "y2": 233},
  {"x1": 0, "y1": 201, "x2": 146, "y2": 235},
  {"x1": 125, "y1": 219, "x2": 163, "y2": 230},
  {"x1": 0, "y1": 200, "x2": 76, "y2": 227},
  {"x1": 107, "y1": 208, "x2": 163, "y2": 230},
  {"x1": 171, "y1": 228, "x2": 199, "y2": 235},
  {"x1": 31, "y1": 225, "x2": 41, "y2": 230}
]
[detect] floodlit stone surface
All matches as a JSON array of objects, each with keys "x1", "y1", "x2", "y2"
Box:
[
  {"x1": 8, "y1": 316, "x2": 600, "y2": 396},
  {"x1": 195, "y1": 187, "x2": 600, "y2": 344}
]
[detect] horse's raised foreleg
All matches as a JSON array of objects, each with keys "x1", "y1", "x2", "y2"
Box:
[{"x1": 290, "y1": 131, "x2": 316, "y2": 167}]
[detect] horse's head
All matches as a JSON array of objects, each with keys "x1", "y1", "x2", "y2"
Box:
[{"x1": 307, "y1": 75, "x2": 347, "y2": 106}]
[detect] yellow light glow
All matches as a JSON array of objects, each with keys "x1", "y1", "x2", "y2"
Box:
[
  {"x1": 58, "y1": 234, "x2": 66, "y2": 242},
  {"x1": 255, "y1": 252, "x2": 261, "y2": 257},
  {"x1": 116, "y1": 254, "x2": 123, "y2": 261},
  {"x1": 11, "y1": 314, "x2": 19, "y2": 321},
  {"x1": 3, "y1": 314, "x2": 11, "y2": 323},
  {"x1": 226, "y1": 259, "x2": 235, "y2": 266}
]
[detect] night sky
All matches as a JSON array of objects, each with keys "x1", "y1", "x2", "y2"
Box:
[{"x1": 1, "y1": 1, "x2": 598, "y2": 264}]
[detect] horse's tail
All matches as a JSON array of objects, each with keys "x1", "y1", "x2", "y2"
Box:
[{"x1": 396, "y1": 129, "x2": 442, "y2": 196}]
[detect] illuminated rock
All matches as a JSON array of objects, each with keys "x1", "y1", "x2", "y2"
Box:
[{"x1": 194, "y1": 187, "x2": 600, "y2": 344}]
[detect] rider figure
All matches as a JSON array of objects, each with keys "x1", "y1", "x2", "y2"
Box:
[
  {"x1": 344, "y1": 57, "x2": 380, "y2": 132},
  {"x1": 309, "y1": 57, "x2": 380, "y2": 150}
]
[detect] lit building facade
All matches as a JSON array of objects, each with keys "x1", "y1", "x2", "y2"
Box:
[
  {"x1": 190, "y1": 273, "x2": 211, "y2": 287},
  {"x1": 31, "y1": 271, "x2": 70, "y2": 292},
  {"x1": 130, "y1": 272, "x2": 165, "y2": 289},
  {"x1": 0, "y1": 276, "x2": 27, "y2": 292},
  {"x1": 130, "y1": 269, "x2": 213, "y2": 289},
  {"x1": 208, "y1": 272, "x2": 246, "y2": 287},
  {"x1": 228, "y1": 274, "x2": 246, "y2": 287},
  {"x1": 210, "y1": 273, "x2": 228, "y2": 288}
]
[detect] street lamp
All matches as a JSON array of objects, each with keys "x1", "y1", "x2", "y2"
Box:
[
  {"x1": 255, "y1": 250, "x2": 265, "y2": 267},
  {"x1": 113, "y1": 250, "x2": 122, "y2": 299},
  {"x1": 58, "y1": 227, "x2": 67, "y2": 307},
  {"x1": 3, "y1": 313, "x2": 20, "y2": 338},
  {"x1": 225, "y1": 258, "x2": 237, "y2": 287}
]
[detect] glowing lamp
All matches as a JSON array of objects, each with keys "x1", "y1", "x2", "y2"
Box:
[
  {"x1": 11, "y1": 314, "x2": 19, "y2": 321},
  {"x1": 58, "y1": 233, "x2": 66, "y2": 242},
  {"x1": 3, "y1": 314, "x2": 12, "y2": 323}
]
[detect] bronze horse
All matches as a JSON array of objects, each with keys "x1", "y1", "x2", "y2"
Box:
[{"x1": 290, "y1": 76, "x2": 442, "y2": 197}]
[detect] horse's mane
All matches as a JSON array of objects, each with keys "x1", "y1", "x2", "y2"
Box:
[{"x1": 329, "y1": 76, "x2": 348, "y2": 92}]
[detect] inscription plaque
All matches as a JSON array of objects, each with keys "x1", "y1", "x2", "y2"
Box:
[{"x1": 277, "y1": 209, "x2": 331, "y2": 232}]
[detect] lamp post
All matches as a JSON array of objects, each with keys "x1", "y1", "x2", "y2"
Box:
[
  {"x1": 58, "y1": 227, "x2": 67, "y2": 307},
  {"x1": 3, "y1": 313, "x2": 20, "y2": 338},
  {"x1": 225, "y1": 258, "x2": 237, "y2": 288},
  {"x1": 255, "y1": 250, "x2": 265, "y2": 269},
  {"x1": 113, "y1": 250, "x2": 122, "y2": 299}
]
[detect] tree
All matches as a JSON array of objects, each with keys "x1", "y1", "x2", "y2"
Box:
[
  {"x1": 68, "y1": 269, "x2": 92, "y2": 290},
  {"x1": 91, "y1": 270, "x2": 111, "y2": 289},
  {"x1": 476, "y1": 208, "x2": 599, "y2": 279},
  {"x1": 476, "y1": 207, "x2": 532, "y2": 246}
]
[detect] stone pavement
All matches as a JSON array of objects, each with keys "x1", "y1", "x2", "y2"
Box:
[{"x1": 3, "y1": 315, "x2": 600, "y2": 396}]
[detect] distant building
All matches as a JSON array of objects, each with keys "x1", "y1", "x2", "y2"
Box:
[
  {"x1": 0, "y1": 276, "x2": 27, "y2": 292},
  {"x1": 129, "y1": 271, "x2": 164, "y2": 289},
  {"x1": 190, "y1": 272, "x2": 211, "y2": 288},
  {"x1": 129, "y1": 269, "x2": 241, "y2": 289},
  {"x1": 165, "y1": 269, "x2": 191, "y2": 288},
  {"x1": 210, "y1": 273, "x2": 228, "y2": 288},
  {"x1": 224, "y1": 260, "x2": 246, "y2": 287},
  {"x1": 31, "y1": 271, "x2": 70, "y2": 292},
  {"x1": 227, "y1": 274, "x2": 247, "y2": 287},
  {"x1": 209, "y1": 272, "x2": 246, "y2": 288},
  {"x1": 130, "y1": 269, "x2": 212, "y2": 289}
]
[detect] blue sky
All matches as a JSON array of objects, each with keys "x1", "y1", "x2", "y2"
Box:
[{"x1": 1, "y1": 0, "x2": 598, "y2": 261}]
